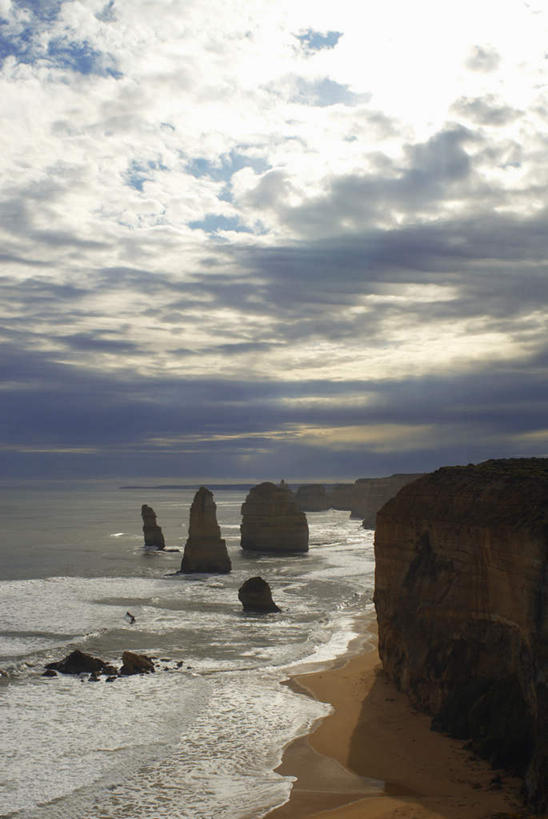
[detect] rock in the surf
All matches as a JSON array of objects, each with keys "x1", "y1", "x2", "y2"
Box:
[
  {"x1": 238, "y1": 576, "x2": 281, "y2": 613},
  {"x1": 240, "y1": 481, "x2": 308, "y2": 553},
  {"x1": 45, "y1": 649, "x2": 117, "y2": 676},
  {"x1": 119, "y1": 650, "x2": 155, "y2": 675},
  {"x1": 180, "y1": 487, "x2": 231, "y2": 573},
  {"x1": 141, "y1": 504, "x2": 166, "y2": 550}
]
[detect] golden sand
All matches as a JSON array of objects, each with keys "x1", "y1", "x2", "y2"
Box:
[{"x1": 267, "y1": 623, "x2": 527, "y2": 819}]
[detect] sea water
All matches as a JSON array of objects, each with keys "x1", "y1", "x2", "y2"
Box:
[{"x1": 0, "y1": 482, "x2": 375, "y2": 819}]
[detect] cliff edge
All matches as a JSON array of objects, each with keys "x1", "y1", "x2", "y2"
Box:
[{"x1": 374, "y1": 458, "x2": 548, "y2": 812}]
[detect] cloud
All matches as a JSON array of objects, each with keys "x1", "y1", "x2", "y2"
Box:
[
  {"x1": 291, "y1": 76, "x2": 370, "y2": 107},
  {"x1": 1, "y1": 0, "x2": 548, "y2": 478},
  {"x1": 451, "y1": 95, "x2": 521, "y2": 127},
  {"x1": 465, "y1": 45, "x2": 501, "y2": 72}
]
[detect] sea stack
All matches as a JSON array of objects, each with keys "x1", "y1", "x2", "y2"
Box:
[
  {"x1": 141, "y1": 504, "x2": 166, "y2": 550},
  {"x1": 180, "y1": 487, "x2": 231, "y2": 573},
  {"x1": 238, "y1": 576, "x2": 281, "y2": 613},
  {"x1": 374, "y1": 458, "x2": 548, "y2": 813},
  {"x1": 240, "y1": 481, "x2": 309, "y2": 553}
]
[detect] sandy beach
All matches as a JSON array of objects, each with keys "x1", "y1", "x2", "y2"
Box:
[{"x1": 267, "y1": 620, "x2": 527, "y2": 819}]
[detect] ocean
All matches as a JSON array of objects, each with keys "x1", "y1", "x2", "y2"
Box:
[{"x1": 0, "y1": 481, "x2": 375, "y2": 819}]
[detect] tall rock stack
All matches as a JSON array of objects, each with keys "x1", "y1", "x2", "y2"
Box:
[
  {"x1": 180, "y1": 487, "x2": 231, "y2": 573},
  {"x1": 141, "y1": 504, "x2": 166, "y2": 550},
  {"x1": 240, "y1": 481, "x2": 309, "y2": 553},
  {"x1": 374, "y1": 458, "x2": 548, "y2": 813}
]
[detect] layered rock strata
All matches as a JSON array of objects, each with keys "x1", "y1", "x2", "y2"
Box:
[
  {"x1": 374, "y1": 458, "x2": 548, "y2": 813},
  {"x1": 141, "y1": 504, "x2": 166, "y2": 550},
  {"x1": 180, "y1": 487, "x2": 231, "y2": 573},
  {"x1": 240, "y1": 481, "x2": 309, "y2": 553},
  {"x1": 238, "y1": 576, "x2": 281, "y2": 612}
]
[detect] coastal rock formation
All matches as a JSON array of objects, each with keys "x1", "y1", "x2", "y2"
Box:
[
  {"x1": 295, "y1": 475, "x2": 422, "y2": 527},
  {"x1": 141, "y1": 504, "x2": 166, "y2": 550},
  {"x1": 328, "y1": 483, "x2": 357, "y2": 511},
  {"x1": 180, "y1": 487, "x2": 231, "y2": 573},
  {"x1": 238, "y1": 576, "x2": 281, "y2": 613},
  {"x1": 294, "y1": 484, "x2": 331, "y2": 512},
  {"x1": 374, "y1": 458, "x2": 548, "y2": 812},
  {"x1": 355, "y1": 473, "x2": 424, "y2": 527},
  {"x1": 120, "y1": 650, "x2": 155, "y2": 675},
  {"x1": 240, "y1": 481, "x2": 309, "y2": 553},
  {"x1": 45, "y1": 649, "x2": 117, "y2": 676}
]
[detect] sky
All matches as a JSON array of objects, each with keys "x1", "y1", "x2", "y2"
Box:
[{"x1": 1, "y1": 0, "x2": 548, "y2": 481}]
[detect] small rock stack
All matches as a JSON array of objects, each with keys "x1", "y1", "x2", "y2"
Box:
[{"x1": 141, "y1": 504, "x2": 166, "y2": 550}]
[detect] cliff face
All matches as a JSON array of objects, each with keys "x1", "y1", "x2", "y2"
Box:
[
  {"x1": 295, "y1": 474, "x2": 422, "y2": 527},
  {"x1": 294, "y1": 484, "x2": 331, "y2": 512},
  {"x1": 241, "y1": 481, "x2": 309, "y2": 553},
  {"x1": 355, "y1": 473, "x2": 424, "y2": 527},
  {"x1": 374, "y1": 458, "x2": 548, "y2": 812},
  {"x1": 180, "y1": 487, "x2": 231, "y2": 573}
]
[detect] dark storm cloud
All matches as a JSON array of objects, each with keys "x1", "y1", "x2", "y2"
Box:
[
  {"x1": 232, "y1": 210, "x2": 548, "y2": 318},
  {"x1": 244, "y1": 126, "x2": 481, "y2": 236},
  {"x1": 58, "y1": 333, "x2": 141, "y2": 354},
  {"x1": 1, "y1": 337, "x2": 546, "y2": 478}
]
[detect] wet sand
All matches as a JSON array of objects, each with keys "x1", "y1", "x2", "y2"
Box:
[{"x1": 267, "y1": 623, "x2": 526, "y2": 819}]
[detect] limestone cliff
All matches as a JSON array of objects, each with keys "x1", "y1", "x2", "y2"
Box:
[
  {"x1": 355, "y1": 473, "x2": 424, "y2": 527},
  {"x1": 141, "y1": 504, "x2": 166, "y2": 550},
  {"x1": 374, "y1": 458, "x2": 548, "y2": 812},
  {"x1": 295, "y1": 474, "x2": 422, "y2": 527},
  {"x1": 180, "y1": 487, "x2": 231, "y2": 573},
  {"x1": 241, "y1": 481, "x2": 309, "y2": 553},
  {"x1": 294, "y1": 484, "x2": 331, "y2": 512}
]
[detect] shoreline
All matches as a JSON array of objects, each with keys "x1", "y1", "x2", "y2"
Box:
[{"x1": 266, "y1": 617, "x2": 525, "y2": 819}]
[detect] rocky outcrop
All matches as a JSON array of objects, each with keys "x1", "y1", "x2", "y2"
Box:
[
  {"x1": 374, "y1": 458, "x2": 548, "y2": 813},
  {"x1": 238, "y1": 576, "x2": 281, "y2": 612},
  {"x1": 141, "y1": 504, "x2": 166, "y2": 550},
  {"x1": 294, "y1": 475, "x2": 422, "y2": 526},
  {"x1": 294, "y1": 484, "x2": 331, "y2": 512},
  {"x1": 120, "y1": 650, "x2": 155, "y2": 675},
  {"x1": 45, "y1": 650, "x2": 117, "y2": 676},
  {"x1": 240, "y1": 481, "x2": 309, "y2": 553},
  {"x1": 355, "y1": 474, "x2": 424, "y2": 527},
  {"x1": 180, "y1": 487, "x2": 231, "y2": 573}
]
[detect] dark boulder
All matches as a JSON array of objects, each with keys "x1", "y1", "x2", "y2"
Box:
[
  {"x1": 46, "y1": 649, "x2": 114, "y2": 676},
  {"x1": 238, "y1": 576, "x2": 281, "y2": 613},
  {"x1": 120, "y1": 650, "x2": 155, "y2": 675}
]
